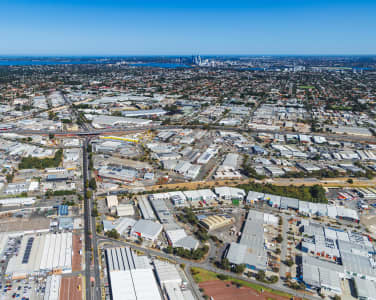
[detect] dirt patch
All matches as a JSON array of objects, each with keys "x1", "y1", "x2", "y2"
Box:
[
  {"x1": 0, "y1": 216, "x2": 50, "y2": 232},
  {"x1": 199, "y1": 280, "x2": 289, "y2": 300},
  {"x1": 60, "y1": 276, "x2": 82, "y2": 300}
]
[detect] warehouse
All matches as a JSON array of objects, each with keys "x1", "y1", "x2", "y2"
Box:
[
  {"x1": 91, "y1": 115, "x2": 152, "y2": 128},
  {"x1": 199, "y1": 215, "x2": 234, "y2": 231},
  {"x1": 116, "y1": 204, "x2": 135, "y2": 217},
  {"x1": 137, "y1": 195, "x2": 157, "y2": 220},
  {"x1": 0, "y1": 197, "x2": 35, "y2": 206},
  {"x1": 149, "y1": 197, "x2": 175, "y2": 226},
  {"x1": 246, "y1": 191, "x2": 265, "y2": 204},
  {"x1": 131, "y1": 219, "x2": 163, "y2": 241},
  {"x1": 122, "y1": 108, "x2": 166, "y2": 118},
  {"x1": 106, "y1": 195, "x2": 118, "y2": 209},
  {"x1": 183, "y1": 189, "x2": 217, "y2": 206},
  {"x1": 353, "y1": 277, "x2": 376, "y2": 300},
  {"x1": 6, "y1": 232, "x2": 72, "y2": 278},
  {"x1": 226, "y1": 210, "x2": 267, "y2": 271},
  {"x1": 165, "y1": 229, "x2": 199, "y2": 250},
  {"x1": 221, "y1": 153, "x2": 239, "y2": 169},
  {"x1": 154, "y1": 260, "x2": 195, "y2": 300},
  {"x1": 103, "y1": 217, "x2": 136, "y2": 235},
  {"x1": 105, "y1": 247, "x2": 162, "y2": 300},
  {"x1": 302, "y1": 263, "x2": 341, "y2": 294},
  {"x1": 98, "y1": 165, "x2": 138, "y2": 182},
  {"x1": 154, "y1": 260, "x2": 182, "y2": 285},
  {"x1": 214, "y1": 186, "x2": 246, "y2": 204}
]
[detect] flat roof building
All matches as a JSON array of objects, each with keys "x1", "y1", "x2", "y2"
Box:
[{"x1": 131, "y1": 219, "x2": 163, "y2": 241}]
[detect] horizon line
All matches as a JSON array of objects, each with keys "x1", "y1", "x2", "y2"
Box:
[{"x1": 1, "y1": 54, "x2": 376, "y2": 57}]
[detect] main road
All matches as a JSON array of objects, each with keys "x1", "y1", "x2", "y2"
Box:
[
  {"x1": 82, "y1": 138, "x2": 101, "y2": 300},
  {"x1": 82, "y1": 138, "x2": 92, "y2": 300}
]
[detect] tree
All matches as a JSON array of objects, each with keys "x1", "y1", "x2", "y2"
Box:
[
  {"x1": 89, "y1": 178, "x2": 97, "y2": 190},
  {"x1": 220, "y1": 258, "x2": 230, "y2": 271},
  {"x1": 233, "y1": 264, "x2": 246, "y2": 274},
  {"x1": 275, "y1": 234, "x2": 283, "y2": 243},
  {"x1": 217, "y1": 274, "x2": 229, "y2": 280},
  {"x1": 275, "y1": 248, "x2": 281, "y2": 255},
  {"x1": 347, "y1": 178, "x2": 354, "y2": 184},
  {"x1": 164, "y1": 246, "x2": 173, "y2": 254},
  {"x1": 256, "y1": 270, "x2": 266, "y2": 282},
  {"x1": 49, "y1": 133, "x2": 55, "y2": 140},
  {"x1": 269, "y1": 275, "x2": 279, "y2": 283},
  {"x1": 6, "y1": 173, "x2": 14, "y2": 183},
  {"x1": 106, "y1": 229, "x2": 120, "y2": 239},
  {"x1": 309, "y1": 185, "x2": 326, "y2": 202},
  {"x1": 285, "y1": 258, "x2": 294, "y2": 267},
  {"x1": 91, "y1": 207, "x2": 98, "y2": 217}
]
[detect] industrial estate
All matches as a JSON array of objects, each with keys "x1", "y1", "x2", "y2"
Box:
[{"x1": 0, "y1": 55, "x2": 375, "y2": 300}]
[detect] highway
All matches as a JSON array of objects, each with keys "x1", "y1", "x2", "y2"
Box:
[{"x1": 4, "y1": 123, "x2": 376, "y2": 144}]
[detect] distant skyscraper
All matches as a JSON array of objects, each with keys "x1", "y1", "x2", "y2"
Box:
[{"x1": 193, "y1": 55, "x2": 202, "y2": 65}]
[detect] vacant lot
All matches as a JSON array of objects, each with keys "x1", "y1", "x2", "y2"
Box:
[
  {"x1": 199, "y1": 280, "x2": 290, "y2": 300},
  {"x1": 191, "y1": 267, "x2": 291, "y2": 299}
]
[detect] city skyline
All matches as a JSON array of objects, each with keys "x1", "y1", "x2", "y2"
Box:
[{"x1": 1, "y1": 0, "x2": 376, "y2": 55}]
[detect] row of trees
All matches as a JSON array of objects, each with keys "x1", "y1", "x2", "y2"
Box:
[
  {"x1": 164, "y1": 245, "x2": 209, "y2": 260},
  {"x1": 237, "y1": 182, "x2": 327, "y2": 203},
  {"x1": 216, "y1": 258, "x2": 246, "y2": 274},
  {"x1": 19, "y1": 149, "x2": 63, "y2": 169}
]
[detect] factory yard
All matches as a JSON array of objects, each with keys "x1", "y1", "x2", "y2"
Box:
[{"x1": 59, "y1": 276, "x2": 82, "y2": 300}]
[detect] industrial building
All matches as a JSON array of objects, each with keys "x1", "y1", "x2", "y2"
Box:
[
  {"x1": 44, "y1": 275, "x2": 61, "y2": 300},
  {"x1": 106, "y1": 195, "x2": 119, "y2": 209},
  {"x1": 214, "y1": 186, "x2": 246, "y2": 205},
  {"x1": 262, "y1": 191, "x2": 360, "y2": 222},
  {"x1": 353, "y1": 277, "x2": 376, "y2": 300},
  {"x1": 6, "y1": 232, "x2": 72, "y2": 278},
  {"x1": 199, "y1": 215, "x2": 234, "y2": 231},
  {"x1": 183, "y1": 189, "x2": 217, "y2": 206},
  {"x1": 0, "y1": 197, "x2": 35, "y2": 206},
  {"x1": 154, "y1": 260, "x2": 195, "y2": 300},
  {"x1": 91, "y1": 115, "x2": 152, "y2": 128},
  {"x1": 116, "y1": 204, "x2": 135, "y2": 217},
  {"x1": 98, "y1": 165, "x2": 138, "y2": 182},
  {"x1": 137, "y1": 195, "x2": 157, "y2": 220},
  {"x1": 105, "y1": 247, "x2": 162, "y2": 300},
  {"x1": 226, "y1": 210, "x2": 267, "y2": 271},
  {"x1": 165, "y1": 229, "x2": 199, "y2": 250},
  {"x1": 131, "y1": 219, "x2": 163, "y2": 241},
  {"x1": 121, "y1": 108, "x2": 167, "y2": 118}
]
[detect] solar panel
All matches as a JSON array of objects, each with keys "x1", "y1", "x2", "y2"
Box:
[{"x1": 22, "y1": 237, "x2": 34, "y2": 264}]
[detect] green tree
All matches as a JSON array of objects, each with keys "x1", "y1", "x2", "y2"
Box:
[
  {"x1": 106, "y1": 229, "x2": 120, "y2": 239},
  {"x1": 220, "y1": 258, "x2": 230, "y2": 270},
  {"x1": 233, "y1": 264, "x2": 246, "y2": 274},
  {"x1": 89, "y1": 178, "x2": 97, "y2": 190},
  {"x1": 256, "y1": 270, "x2": 266, "y2": 282}
]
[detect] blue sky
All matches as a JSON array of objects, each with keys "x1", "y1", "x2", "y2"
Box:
[{"x1": 1, "y1": 0, "x2": 375, "y2": 55}]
